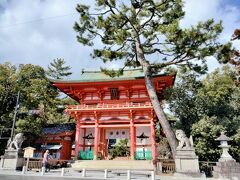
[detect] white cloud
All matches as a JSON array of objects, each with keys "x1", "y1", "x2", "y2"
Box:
[
  {"x1": 0, "y1": 0, "x2": 104, "y2": 78},
  {"x1": 182, "y1": 0, "x2": 240, "y2": 71},
  {"x1": 182, "y1": 0, "x2": 220, "y2": 26},
  {"x1": 182, "y1": 0, "x2": 240, "y2": 43},
  {"x1": 0, "y1": 0, "x2": 239, "y2": 78}
]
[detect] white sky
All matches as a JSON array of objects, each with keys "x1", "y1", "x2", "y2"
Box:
[{"x1": 0, "y1": 0, "x2": 239, "y2": 78}]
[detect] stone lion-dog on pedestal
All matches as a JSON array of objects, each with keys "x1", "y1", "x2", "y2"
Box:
[
  {"x1": 7, "y1": 133, "x2": 25, "y2": 150},
  {"x1": 175, "y1": 129, "x2": 193, "y2": 149}
]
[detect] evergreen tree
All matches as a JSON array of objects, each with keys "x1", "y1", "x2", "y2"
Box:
[
  {"x1": 46, "y1": 58, "x2": 75, "y2": 123},
  {"x1": 166, "y1": 68, "x2": 202, "y2": 136},
  {"x1": 229, "y1": 28, "x2": 240, "y2": 85},
  {"x1": 0, "y1": 62, "x2": 73, "y2": 152},
  {"x1": 168, "y1": 66, "x2": 240, "y2": 161},
  {"x1": 47, "y1": 58, "x2": 72, "y2": 80},
  {"x1": 74, "y1": 0, "x2": 230, "y2": 156},
  {"x1": 0, "y1": 63, "x2": 18, "y2": 153},
  {"x1": 0, "y1": 62, "x2": 18, "y2": 123}
]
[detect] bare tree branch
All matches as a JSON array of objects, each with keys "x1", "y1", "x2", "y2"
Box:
[
  {"x1": 141, "y1": 9, "x2": 155, "y2": 29},
  {"x1": 105, "y1": 0, "x2": 116, "y2": 14},
  {"x1": 86, "y1": 27, "x2": 104, "y2": 39},
  {"x1": 144, "y1": 48, "x2": 174, "y2": 56},
  {"x1": 89, "y1": 10, "x2": 112, "y2": 16}
]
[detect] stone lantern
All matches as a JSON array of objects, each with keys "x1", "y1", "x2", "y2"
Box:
[
  {"x1": 215, "y1": 132, "x2": 233, "y2": 162},
  {"x1": 213, "y1": 132, "x2": 240, "y2": 179}
]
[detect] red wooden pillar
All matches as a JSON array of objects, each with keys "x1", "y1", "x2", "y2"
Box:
[
  {"x1": 94, "y1": 112, "x2": 100, "y2": 160},
  {"x1": 130, "y1": 125, "x2": 136, "y2": 160},
  {"x1": 130, "y1": 110, "x2": 135, "y2": 160},
  {"x1": 75, "y1": 120, "x2": 81, "y2": 159},
  {"x1": 94, "y1": 122, "x2": 99, "y2": 160},
  {"x1": 150, "y1": 120, "x2": 156, "y2": 160},
  {"x1": 100, "y1": 128, "x2": 106, "y2": 159}
]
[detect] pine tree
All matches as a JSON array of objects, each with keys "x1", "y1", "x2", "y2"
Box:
[
  {"x1": 230, "y1": 29, "x2": 240, "y2": 85},
  {"x1": 73, "y1": 0, "x2": 231, "y2": 156},
  {"x1": 47, "y1": 58, "x2": 72, "y2": 80}
]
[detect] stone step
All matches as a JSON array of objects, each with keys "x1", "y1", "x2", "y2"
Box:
[{"x1": 72, "y1": 160, "x2": 154, "y2": 170}]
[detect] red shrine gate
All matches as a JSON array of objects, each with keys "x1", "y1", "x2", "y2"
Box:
[{"x1": 51, "y1": 70, "x2": 175, "y2": 160}]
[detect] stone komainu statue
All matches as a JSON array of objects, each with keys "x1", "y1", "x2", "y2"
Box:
[
  {"x1": 175, "y1": 129, "x2": 193, "y2": 149},
  {"x1": 7, "y1": 133, "x2": 24, "y2": 150}
]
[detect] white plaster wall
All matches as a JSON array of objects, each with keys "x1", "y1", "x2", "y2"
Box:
[
  {"x1": 106, "y1": 129, "x2": 130, "y2": 139},
  {"x1": 136, "y1": 126, "x2": 151, "y2": 151},
  {"x1": 77, "y1": 127, "x2": 152, "y2": 151},
  {"x1": 78, "y1": 128, "x2": 96, "y2": 151},
  {"x1": 86, "y1": 128, "x2": 95, "y2": 144}
]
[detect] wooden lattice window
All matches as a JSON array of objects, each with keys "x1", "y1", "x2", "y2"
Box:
[{"x1": 109, "y1": 88, "x2": 119, "y2": 100}]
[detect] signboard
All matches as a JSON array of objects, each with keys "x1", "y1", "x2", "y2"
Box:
[{"x1": 23, "y1": 147, "x2": 36, "y2": 158}]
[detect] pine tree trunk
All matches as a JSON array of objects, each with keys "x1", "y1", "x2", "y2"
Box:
[{"x1": 135, "y1": 37, "x2": 177, "y2": 157}]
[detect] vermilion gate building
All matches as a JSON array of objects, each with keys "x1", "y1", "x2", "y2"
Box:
[{"x1": 51, "y1": 70, "x2": 175, "y2": 160}]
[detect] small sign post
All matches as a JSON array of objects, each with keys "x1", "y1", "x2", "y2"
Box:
[{"x1": 23, "y1": 147, "x2": 36, "y2": 171}]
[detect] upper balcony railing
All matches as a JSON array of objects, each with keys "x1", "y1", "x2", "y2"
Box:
[{"x1": 66, "y1": 102, "x2": 152, "y2": 111}]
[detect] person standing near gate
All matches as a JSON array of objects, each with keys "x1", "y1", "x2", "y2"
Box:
[{"x1": 42, "y1": 150, "x2": 50, "y2": 172}]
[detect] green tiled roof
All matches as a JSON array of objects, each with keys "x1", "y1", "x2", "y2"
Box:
[
  {"x1": 51, "y1": 69, "x2": 165, "y2": 83},
  {"x1": 50, "y1": 69, "x2": 172, "y2": 83},
  {"x1": 80, "y1": 69, "x2": 144, "y2": 80}
]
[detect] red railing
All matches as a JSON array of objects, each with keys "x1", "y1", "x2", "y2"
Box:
[{"x1": 66, "y1": 102, "x2": 152, "y2": 110}]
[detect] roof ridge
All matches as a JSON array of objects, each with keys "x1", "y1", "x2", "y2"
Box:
[{"x1": 81, "y1": 68, "x2": 143, "y2": 74}]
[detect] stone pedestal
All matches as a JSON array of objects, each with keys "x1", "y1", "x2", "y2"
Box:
[
  {"x1": 213, "y1": 132, "x2": 240, "y2": 179},
  {"x1": 213, "y1": 160, "x2": 240, "y2": 179},
  {"x1": 0, "y1": 149, "x2": 24, "y2": 170},
  {"x1": 174, "y1": 148, "x2": 205, "y2": 178}
]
